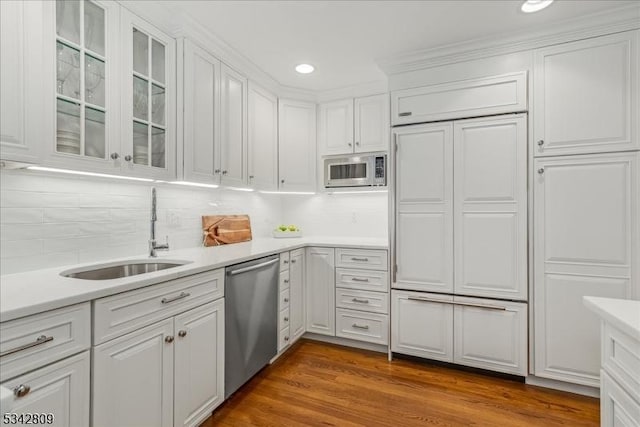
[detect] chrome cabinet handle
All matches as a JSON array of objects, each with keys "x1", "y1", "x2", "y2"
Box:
[
  {"x1": 407, "y1": 296, "x2": 507, "y2": 311},
  {"x1": 0, "y1": 335, "x2": 53, "y2": 357},
  {"x1": 161, "y1": 292, "x2": 190, "y2": 304},
  {"x1": 284, "y1": 279, "x2": 289, "y2": 283},
  {"x1": 538, "y1": 168, "x2": 544, "y2": 175},
  {"x1": 351, "y1": 277, "x2": 369, "y2": 282},
  {"x1": 284, "y1": 298, "x2": 289, "y2": 303},
  {"x1": 228, "y1": 258, "x2": 279, "y2": 276},
  {"x1": 398, "y1": 112, "x2": 412, "y2": 117},
  {"x1": 284, "y1": 317, "x2": 289, "y2": 322},
  {"x1": 537, "y1": 140, "x2": 544, "y2": 146},
  {"x1": 13, "y1": 385, "x2": 30, "y2": 398},
  {"x1": 249, "y1": 175, "x2": 254, "y2": 179},
  {"x1": 284, "y1": 336, "x2": 289, "y2": 341},
  {"x1": 352, "y1": 323, "x2": 369, "y2": 330},
  {"x1": 350, "y1": 257, "x2": 369, "y2": 262},
  {"x1": 110, "y1": 152, "x2": 120, "y2": 160},
  {"x1": 124, "y1": 155, "x2": 132, "y2": 162},
  {"x1": 351, "y1": 298, "x2": 370, "y2": 304},
  {"x1": 165, "y1": 336, "x2": 174, "y2": 343},
  {"x1": 178, "y1": 330, "x2": 187, "y2": 338},
  {"x1": 283, "y1": 260, "x2": 289, "y2": 264}
]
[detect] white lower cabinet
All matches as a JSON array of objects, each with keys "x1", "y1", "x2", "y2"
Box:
[
  {"x1": 336, "y1": 309, "x2": 388, "y2": 345},
  {"x1": 391, "y1": 290, "x2": 527, "y2": 375},
  {"x1": 92, "y1": 296, "x2": 225, "y2": 427},
  {"x1": 602, "y1": 370, "x2": 640, "y2": 427},
  {"x1": 391, "y1": 291, "x2": 454, "y2": 362},
  {"x1": 1, "y1": 351, "x2": 90, "y2": 427},
  {"x1": 305, "y1": 247, "x2": 335, "y2": 336},
  {"x1": 289, "y1": 249, "x2": 305, "y2": 342}
]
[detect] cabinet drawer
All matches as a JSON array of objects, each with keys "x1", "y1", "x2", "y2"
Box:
[
  {"x1": 335, "y1": 248, "x2": 387, "y2": 271},
  {"x1": 336, "y1": 309, "x2": 388, "y2": 345},
  {"x1": 278, "y1": 327, "x2": 290, "y2": 352},
  {"x1": 602, "y1": 323, "x2": 640, "y2": 403},
  {"x1": 0, "y1": 303, "x2": 90, "y2": 382},
  {"x1": 601, "y1": 370, "x2": 640, "y2": 427},
  {"x1": 279, "y1": 308, "x2": 290, "y2": 330},
  {"x1": 336, "y1": 288, "x2": 388, "y2": 314},
  {"x1": 280, "y1": 270, "x2": 290, "y2": 291},
  {"x1": 280, "y1": 252, "x2": 290, "y2": 271},
  {"x1": 453, "y1": 296, "x2": 527, "y2": 376},
  {"x1": 94, "y1": 269, "x2": 224, "y2": 345},
  {"x1": 1, "y1": 351, "x2": 90, "y2": 426},
  {"x1": 279, "y1": 289, "x2": 290, "y2": 311},
  {"x1": 336, "y1": 268, "x2": 388, "y2": 292}
]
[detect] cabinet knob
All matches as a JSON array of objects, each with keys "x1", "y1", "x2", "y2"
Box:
[
  {"x1": 284, "y1": 279, "x2": 289, "y2": 283},
  {"x1": 249, "y1": 175, "x2": 254, "y2": 179},
  {"x1": 284, "y1": 336, "x2": 289, "y2": 341},
  {"x1": 178, "y1": 330, "x2": 187, "y2": 338},
  {"x1": 214, "y1": 169, "x2": 221, "y2": 174},
  {"x1": 222, "y1": 170, "x2": 228, "y2": 175},
  {"x1": 284, "y1": 298, "x2": 289, "y2": 303},
  {"x1": 110, "y1": 152, "x2": 120, "y2": 160},
  {"x1": 124, "y1": 154, "x2": 132, "y2": 162},
  {"x1": 537, "y1": 140, "x2": 545, "y2": 147},
  {"x1": 348, "y1": 142, "x2": 352, "y2": 146},
  {"x1": 284, "y1": 317, "x2": 289, "y2": 322},
  {"x1": 281, "y1": 179, "x2": 285, "y2": 184},
  {"x1": 165, "y1": 336, "x2": 174, "y2": 343},
  {"x1": 355, "y1": 142, "x2": 360, "y2": 146},
  {"x1": 291, "y1": 259, "x2": 296, "y2": 264},
  {"x1": 538, "y1": 168, "x2": 545, "y2": 175},
  {"x1": 13, "y1": 384, "x2": 30, "y2": 398},
  {"x1": 283, "y1": 260, "x2": 288, "y2": 264}
]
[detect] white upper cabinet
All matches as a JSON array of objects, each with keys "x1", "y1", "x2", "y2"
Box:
[
  {"x1": 318, "y1": 99, "x2": 354, "y2": 155},
  {"x1": 393, "y1": 122, "x2": 454, "y2": 293},
  {"x1": 534, "y1": 151, "x2": 639, "y2": 386},
  {"x1": 0, "y1": 1, "x2": 42, "y2": 164},
  {"x1": 220, "y1": 64, "x2": 248, "y2": 187},
  {"x1": 355, "y1": 93, "x2": 390, "y2": 153},
  {"x1": 121, "y1": 7, "x2": 176, "y2": 180},
  {"x1": 278, "y1": 99, "x2": 316, "y2": 191},
  {"x1": 179, "y1": 39, "x2": 221, "y2": 185},
  {"x1": 248, "y1": 82, "x2": 278, "y2": 190},
  {"x1": 318, "y1": 94, "x2": 389, "y2": 155},
  {"x1": 453, "y1": 115, "x2": 527, "y2": 300},
  {"x1": 42, "y1": 0, "x2": 121, "y2": 172},
  {"x1": 533, "y1": 31, "x2": 639, "y2": 157},
  {"x1": 391, "y1": 72, "x2": 527, "y2": 126}
]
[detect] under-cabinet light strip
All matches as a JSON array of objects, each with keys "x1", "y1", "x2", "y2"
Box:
[
  {"x1": 259, "y1": 191, "x2": 316, "y2": 195},
  {"x1": 27, "y1": 166, "x2": 154, "y2": 182},
  {"x1": 168, "y1": 181, "x2": 219, "y2": 189}
]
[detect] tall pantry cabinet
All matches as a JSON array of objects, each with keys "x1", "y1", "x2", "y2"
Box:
[{"x1": 533, "y1": 30, "x2": 639, "y2": 387}]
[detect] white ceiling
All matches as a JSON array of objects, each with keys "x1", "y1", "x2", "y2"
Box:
[{"x1": 168, "y1": 0, "x2": 638, "y2": 92}]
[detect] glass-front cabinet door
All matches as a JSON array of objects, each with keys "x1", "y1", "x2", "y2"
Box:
[
  {"x1": 45, "y1": 0, "x2": 120, "y2": 171},
  {"x1": 121, "y1": 9, "x2": 176, "y2": 180}
]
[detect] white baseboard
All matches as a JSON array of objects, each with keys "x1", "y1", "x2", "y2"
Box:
[
  {"x1": 525, "y1": 375, "x2": 600, "y2": 398},
  {"x1": 303, "y1": 333, "x2": 389, "y2": 354}
]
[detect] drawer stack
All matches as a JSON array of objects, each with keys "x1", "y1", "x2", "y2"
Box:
[
  {"x1": 278, "y1": 252, "x2": 291, "y2": 351},
  {"x1": 335, "y1": 248, "x2": 389, "y2": 345}
]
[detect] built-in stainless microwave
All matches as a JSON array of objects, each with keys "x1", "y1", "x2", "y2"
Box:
[{"x1": 324, "y1": 154, "x2": 386, "y2": 188}]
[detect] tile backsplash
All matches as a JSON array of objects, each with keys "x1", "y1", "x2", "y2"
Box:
[{"x1": 0, "y1": 170, "x2": 389, "y2": 275}]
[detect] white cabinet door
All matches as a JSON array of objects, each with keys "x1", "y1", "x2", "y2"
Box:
[
  {"x1": 355, "y1": 93, "x2": 389, "y2": 153},
  {"x1": 290, "y1": 249, "x2": 305, "y2": 341},
  {"x1": 534, "y1": 31, "x2": 639, "y2": 157},
  {"x1": 93, "y1": 319, "x2": 174, "y2": 427},
  {"x1": 318, "y1": 99, "x2": 353, "y2": 156},
  {"x1": 534, "y1": 152, "x2": 639, "y2": 387},
  {"x1": 41, "y1": 0, "x2": 122, "y2": 173},
  {"x1": 453, "y1": 115, "x2": 527, "y2": 300},
  {"x1": 174, "y1": 300, "x2": 224, "y2": 427},
  {"x1": 120, "y1": 7, "x2": 176, "y2": 180},
  {"x1": 0, "y1": 0, "x2": 41, "y2": 164},
  {"x1": 220, "y1": 64, "x2": 248, "y2": 187},
  {"x1": 248, "y1": 82, "x2": 278, "y2": 190},
  {"x1": 179, "y1": 39, "x2": 220, "y2": 185},
  {"x1": 278, "y1": 99, "x2": 316, "y2": 191},
  {"x1": 391, "y1": 290, "x2": 453, "y2": 362},
  {"x1": 453, "y1": 297, "x2": 527, "y2": 376},
  {"x1": 305, "y1": 247, "x2": 335, "y2": 336},
  {"x1": 393, "y1": 123, "x2": 453, "y2": 293},
  {"x1": 1, "y1": 352, "x2": 90, "y2": 427},
  {"x1": 601, "y1": 370, "x2": 640, "y2": 427}
]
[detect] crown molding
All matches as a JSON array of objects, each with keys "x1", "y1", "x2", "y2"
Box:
[
  {"x1": 316, "y1": 80, "x2": 389, "y2": 103},
  {"x1": 377, "y1": 4, "x2": 640, "y2": 76}
]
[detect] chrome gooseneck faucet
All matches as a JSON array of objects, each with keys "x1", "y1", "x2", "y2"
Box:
[{"x1": 149, "y1": 187, "x2": 169, "y2": 257}]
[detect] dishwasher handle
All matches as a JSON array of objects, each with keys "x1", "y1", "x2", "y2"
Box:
[{"x1": 227, "y1": 258, "x2": 279, "y2": 276}]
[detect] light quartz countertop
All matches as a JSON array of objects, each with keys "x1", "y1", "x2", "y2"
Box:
[
  {"x1": 584, "y1": 296, "x2": 640, "y2": 340},
  {"x1": 0, "y1": 236, "x2": 388, "y2": 322}
]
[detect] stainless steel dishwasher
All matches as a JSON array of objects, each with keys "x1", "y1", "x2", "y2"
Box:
[{"x1": 225, "y1": 255, "x2": 279, "y2": 398}]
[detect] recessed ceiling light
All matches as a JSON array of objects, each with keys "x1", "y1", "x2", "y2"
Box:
[
  {"x1": 521, "y1": 0, "x2": 554, "y2": 13},
  {"x1": 295, "y1": 64, "x2": 315, "y2": 74}
]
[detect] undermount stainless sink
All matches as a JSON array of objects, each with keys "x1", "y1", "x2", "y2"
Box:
[{"x1": 61, "y1": 260, "x2": 191, "y2": 280}]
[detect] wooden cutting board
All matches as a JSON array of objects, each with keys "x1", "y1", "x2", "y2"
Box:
[{"x1": 202, "y1": 215, "x2": 252, "y2": 246}]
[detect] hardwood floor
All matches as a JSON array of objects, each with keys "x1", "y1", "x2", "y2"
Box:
[{"x1": 203, "y1": 339, "x2": 599, "y2": 426}]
